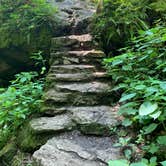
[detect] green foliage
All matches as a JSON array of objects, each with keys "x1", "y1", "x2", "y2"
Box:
[
  {"x1": 109, "y1": 158, "x2": 166, "y2": 166},
  {"x1": 93, "y1": 0, "x2": 166, "y2": 54},
  {"x1": 105, "y1": 26, "x2": 166, "y2": 161},
  {"x1": 0, "y1": 0, "x2": 57, "y2": 52},
  {"x1": 0, "y1": 71, "x2": 44, "y2": 148}
]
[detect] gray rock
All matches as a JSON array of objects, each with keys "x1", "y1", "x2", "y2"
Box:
[
  {"x1": 70, "y1": 106, "x2": 120, "y2": 135},
  {"x1": 47, "y1": 72, "x2": 107, "y2": 82},
  {"x1": 32, "y1": 106, "x2": 120, "y2": 135},
  {"x1": 49, "y1": 64, "x2": 96, "y2": 74},
  {"x1": 51, "y1": 34, "x2": 97, "y2": 51},
  {"x1": 55, "y1": 81, "x2": 111, "y2": 93},
  {"x1": 49, "y1": 0, "x2": 96, "y2": 35},
  {"x1": 42, "y1": 106, "x2": 68, "y2": 115},
  {"x1": 44, "y1": 88, "x2": 113, "y2": 106},
  {"x1": 30, "y1": 115, "x2": 75, "y2": 133},
  {"x1": 50, "y1": 51, "x2": 103, "y2": 65},
  {"x1": 33, "y1": 131, "x2": 122, "y2": 166},
  {"x1": 71, "y1": 106, "x2": 118, "y2": 125},
  {"x1": 44, "y1": 90, "x2": 70, "y2": 103},
  {"x1": 50, "y1": 50, "x2": 105, "y2": 66}
]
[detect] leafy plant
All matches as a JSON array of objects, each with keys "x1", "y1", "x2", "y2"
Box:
[
  {"x1": 105, "y1": 26, "x2": 166, "y2": 162},
  {"x1": 92, "y1": 0, "x2": 166, "y2": 54},
  {"x1": 92, "y1": 0, "x2": 149, "y2": 54},
  {"x1": 0, "y1": 71, "x2": 44, "y2": 148},
  {"x1": 109, "y1": 157, "x2": 166, "y2": 166},
  {"x1": 0, "y1": 0, "x2": 57, "y2": 54}
]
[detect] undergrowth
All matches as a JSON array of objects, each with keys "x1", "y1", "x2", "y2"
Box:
[
  {"x1": 93, "y1": 0, "x2": 166, "y2": 54},
  {"x1": 0, "y1": 0, "x2": 57, "y2": 54},
  {"x1": 105, "y1": 26, "x2": 166, "y2": 165},
  {"x1": 0, "y1": 53, "x2": 45, "y2": 149}
]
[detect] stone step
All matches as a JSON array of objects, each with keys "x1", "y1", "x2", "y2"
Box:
[
  {"x1": 29, "y1": 114, "x2": 75, "y2": 134},
  {"x1": 44, "y1": 90, "x2": 113, "y2": 106},
  {"x1": 49, "y1": 65, "x2": 97, "y2": 74},
  {"x1": 33, "y1": 131, "x2": 122, "y2": 166},
  {"x1": 50, "y1": 50, "x2": 105, "y2": 66},
  {"x1": 51, "y1": 34, "x2": 98, "y2": 51},
  {"x1": 30, "y1": 106, "x2": 120, "y2": 135},
  {"x1": 44, "y1": 82, "x2": 113, "y2": 106},
  {"x1": 55, "y1": 81, "x2": 111, "y2": 93},
  {"x1": 47, "y1": 72, "x2": 108, "y2": 82}
]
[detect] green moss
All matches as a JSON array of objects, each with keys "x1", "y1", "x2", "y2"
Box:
[
  {"x1": 0, "y1": 141, "x2": 17, "y2": 165},
  {"x1": 11, "y1": 151, "x2": 37, "y2": 166},
  {"x1": 79, "y1": 123, "x2": 111, "y2": 136},
  {"x1": 17, "y1": 123, "x2": 47, "y2": 153}
]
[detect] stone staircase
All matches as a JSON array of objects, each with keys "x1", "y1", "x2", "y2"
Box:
[{"x1": 20, "y1": 34, "x2": 123, "y2": 166}]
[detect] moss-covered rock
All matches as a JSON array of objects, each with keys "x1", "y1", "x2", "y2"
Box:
[
  {"x1": 17, "y1": 122, "x2": 48, "y2": 152},
  {"x1": 79, "y1": 123, "x2": 111, "y2": 136},
  {"x1": 11, "y1": 151, "x2": 36, "y2": 166},
  {"x1": 0, "y1": 141, "x2": 17, "y2": 166}
]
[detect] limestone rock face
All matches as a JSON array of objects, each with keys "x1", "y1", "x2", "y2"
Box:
[
  {"x1": 49, "y1": 0, "x2": 96, "y2": 35},
  {"x1": 33, "y1": 131, "x2": 122, "y2": 166}
]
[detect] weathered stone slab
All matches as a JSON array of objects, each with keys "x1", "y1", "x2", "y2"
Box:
[
  {"x1": 38, "y1": 106, "x2": 120, "y2": 135},
  {"x1": 49, "y1": 64, "x2": 96, "y2": 74},
  {"x1": 49, "y1": 50, "x2": 105, "y2": 66},
  {"x1": 47, "y1": 72, "x2": 107, "y2": 82},
  {"x1": 50, "y1": 50, "x2": 105, "y2": 59},
  {"x1": 49, "y1": 0, "x2": 95, "y2": 34},
  {"x1": 44, "y1": 90, "x2": 113, "y2": 106},
  {"x1": 51, "y1": 34, "x2": 98, "y2": 51},
  {"x1": 44, "y1": 82, "x2": 112, "y2": 105},
  {"x1": 70, "y1": 106, "x2": 120, "y2": 135},
  {"x1": 30, "y1": 115, "x2": 75, "y2": 133},
  {"x1": 33, "y1": 131, "x2": 122, "y2": 166},
  {"x1": 55, "y1": 81, "x2": 111, "y2": 93}
]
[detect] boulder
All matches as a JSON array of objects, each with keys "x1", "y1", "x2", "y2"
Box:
[{"x1": 50, "y1": 0, "x2": 96, "y2": 35}]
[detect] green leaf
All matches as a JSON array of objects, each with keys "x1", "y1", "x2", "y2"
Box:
[
  {"x1": 112, "y1": 59, "x2": 123, "y2": 66},
  {"x1": 119, "y1": 93, "x2": 136, "y2": 102},
  {"x1": 139, "y1": 102, "x2": 158, "y2": 116},
  {"x1": 157, "y1": 136, "x2": 166, "y2": 145},
  {"x1": 118, "y1": 108, "x2": 137, "y2": 115},
  {"x1": 148, "y1": 143, "x2": 159, "y2": 154},
  {"x1": 150, "y1": 111, "x2": 161, "y2": 120},
  {"x1": 134, "y1": 85, "x2": 146, "y2": 90},
  {"x1": 161, "y1": 161, "x2": 166, "y2": 166},
  {"x1": 108, "y1": 160, "x2": 129, "y2": 166},
  {"x1": 122, "y1": 119, "x2": 133, "y2": 127},
  {"x1": 130, "y1": 162, "x2": 147, "y2": 166},
  {"x1": 149, "y1": 157, "x2": 157, "y2": 166},
  {"x1": 143, "y1": 123, "x2": 158, "y2": 134}
]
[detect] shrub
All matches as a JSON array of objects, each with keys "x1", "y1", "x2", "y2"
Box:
[
  {"x1": 0, "y1": 71, "x2": 44, "y2": 148},
  {"x1": 0, "y1": 0, "x2": 57, "y2": 53},
  {"x1": 92, "y1": 0, "x2": 166, "y2": 55},
  {"x1": 104, "y1": 26, "x2": 166, "y2": 161}
]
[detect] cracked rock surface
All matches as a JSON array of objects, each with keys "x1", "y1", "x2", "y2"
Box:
[{"x1": 33, "y1": 131, "x2": 122, "y2": 166}]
